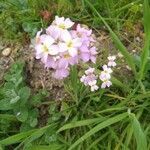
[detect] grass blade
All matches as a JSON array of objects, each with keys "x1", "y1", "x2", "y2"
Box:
[
  {"x1": 131, "y1": 114, "x2": 147, "y2": 150},
  {"x1": 68, "y1": 112, "x2": 128, "y2": 150},
  {"x1": 85, "y1": 0, "x2": 136, "y2": 75},
  {"x1": 57, "y1": 118, "x2": 102, "y2": 133},
  {"x1": 111, "y1": 77, "x2": 130, "y2": 92},
  {"x1": 139, "y1": 0, "x2": 150, "y2": 79},
  {"x1": 0, "y1": 129, "x2": 37, "y2": 146}
]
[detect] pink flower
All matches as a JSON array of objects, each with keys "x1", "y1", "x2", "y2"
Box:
[
  {"x1": 85, "y1": 67, "x2": 95, "y2": 75},
  {"x1": 52, "y1": 68, "x2": 70, "y2": 79},
  {"x1": 76, "y1": 24, "x2": 92, "y2": 37},
  {"x1": 35, "y1": 16, "x2": 98, "y2": 81},
  {"x1": 91, "y1": 84, "x2": 99, "y2": 91},
  {"x1": 35, "y1": 29, "x2": 42, "y2": 44},
  {"x1": 53, "y1": 16, "x2": 74, "y2": 29},
  {"x1": 99, "y1": 65, "x2": 112, "y2": 81},
  {"x1": 102, "y1": 65, "x2": 113, "y2": 73},
  {"x1": 60, "y1": 53, "x2": 78, "y2": 66},
  {"x1": 35, "y1": 35, "x2": 59, "y2": 64},
  {"x1": 59, "y1": 31, "x2": 82, "y2": 57},
  {"x1": 79, "y1": 46, "x2": 97, "y2": 63},
  {"x1": 44, "y1": 56, "x2": 58, "y2": 69},
  {"x1": 101, "y1": 80, "x2": 112, "y2": 89},
  {"x1": 80, "y1": 68, "x2": 98, "y2": 92},
  {"x1": 99, "y1": 64, "x2": 114, "y2": 89},
  {"x1": 46, "y1": 25, "x2": 61, "y2": 41}
]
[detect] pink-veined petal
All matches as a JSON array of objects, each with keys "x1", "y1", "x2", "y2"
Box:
[
  {"x1": 58, "y1": 42, "x2": 68, "y2": 52},
  {"x1": 48, "y1": 45, "x2": 59, "y2": 55},
  {"x1": 61, "y1": 30, "x2": 72, "y2": 42},
  {"x1": 80, "y1": 52, "x2": 90, "y2": 62},
  {"x1": 65, "y1": 18, "x2": 74, "y2": 28},
  {"x1": 101, "y1": 82, "x2": 106, "y2": 89},
  {"x1": 73, "y1": 38, "x2": 82, "y2": 48},
  {"x1": 68, "y1": 48, "x2": 78, "y2": 57}
]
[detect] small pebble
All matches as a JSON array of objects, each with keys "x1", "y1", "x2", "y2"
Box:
[
  {"x1": 135, "y1": 37, "x2": 141, "y2": 42},
  {"x1": 126, "y1": 65, "x2": 131, "y2": 71},
  {"x1": 2, "y1": 48, "x2": 11, "y2": 56},
  {"x1": 132, "y1": 49, "x2": 136, "y2": 53}
]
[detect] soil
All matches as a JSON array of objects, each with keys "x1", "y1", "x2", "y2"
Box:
[{"x1": 0, "y1": 43, "x2": 65, "y2": 100}]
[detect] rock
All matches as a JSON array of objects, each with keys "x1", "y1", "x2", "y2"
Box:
[{"x1": 2, "y1": 48, "x2": 11, "y2": 56}]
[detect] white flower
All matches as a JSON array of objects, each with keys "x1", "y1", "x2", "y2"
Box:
[
  {"x1": 80, "y1": 68, "x2": 98, "y2": 92},
  {"x1": 99, "y1": 65, "x2": 112, "y2": 81},
  {"x1": 59, "y1": 31, "x2": 81, "y2": 56},
  {"x1": 85, "y1": 68, "x2": 95, "y2": 75},
  {"x1": 99, "y1": 71, "x2": 111, "y2": 81},
  {"x1": 108, "y1": 61, "x2": 116, "y2": 67},
  {"x1": 88, "y1": 80, "x2": 97, "y2": 86},
  {"x1": 37, "y1": 35, "x2": 59, "y2": 55},
  {"x1": 91, "y1": 84, "x2": 99, "y2": 91},
  {"x1": 35, "y1": 29, "x2": 42, "y2": 44},
  {"x1": 107, "y1": 56, "x2": 116, "y2": 67},
  {"x1": 101, "y1": 80, "x2": 112, "y2": 88},
  {"x1": 53, "y1": 16, "x2": 74, "y2": 29},
  {"x1": 102, "y1": 65, "x2": 113, "y2": 74},
  {"x1": 80, "y1": 75, "x2": 86, "y2": 83},
  {"x1": 108, "y1": 56, "x2": 116, "y2": 61}
]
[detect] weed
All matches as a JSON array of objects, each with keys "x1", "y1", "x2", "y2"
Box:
[{"x1": 0, "y1": 62, "x2": 48, "y2": 138}]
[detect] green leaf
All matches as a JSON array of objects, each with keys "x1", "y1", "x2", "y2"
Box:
[
  {"x1": 0, "y1": 114, "x2": 17, "y2": 121},
  {"x1": 68, "y1": 112, "x2": 128, "y2": 150},
  {"x1": 15, "y1": 107, "x2": 28, "y2": 122},
  {"x1": 29, "y1": 109, "x2": 39, "y2": 127},
  {"x1": 10, "y1": 95, "x2": 20, "y2": 104},
  {"x1": 0, "y1": 98, "x2": 12, "y2": 110},
  {"x1": 30, "y1": 118, "x2": 38, "y2": 128},
  {"x1": 4, "y1": 82, "x2": 14, "y2": 90},
  {"x1": 18, "y1": 86, "x2": 30, "y2": 104},
  {"x1": 31, "y1": 90, "x2": 48, "y2": 106}
]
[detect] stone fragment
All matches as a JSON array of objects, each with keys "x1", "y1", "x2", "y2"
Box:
[{"x1": 2, "y1": 48, "x2": 11, "y2": 56}]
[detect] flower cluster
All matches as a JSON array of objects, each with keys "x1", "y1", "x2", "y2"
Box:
[
  {"x1": 80, "y1": 68, "x2": 99, "y2": 92},
  {"x1": 35, "y1": 16, "x2": 97, "y2": 79},
  {"x1": 99, "y1": 56, "x2": 116, "y2": 88},
  {"x1": 80, "y1": 55, "x2": 117, "y2": 91}
]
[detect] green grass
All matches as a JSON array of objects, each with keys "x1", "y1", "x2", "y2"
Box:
[
  {"x1": 0, "y1": 0, "x2": 143, "y2": 42},
  {"x1": 0, "y1": 0, "x2": 150, "y2": 150}
]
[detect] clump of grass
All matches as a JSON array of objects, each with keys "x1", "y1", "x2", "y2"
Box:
[
  {"x1": 0, "y1": 0, "x2": 150, "y2": 150},
  {"x1": 0, "y1": 0, "x2": 143, "y2": 43}
]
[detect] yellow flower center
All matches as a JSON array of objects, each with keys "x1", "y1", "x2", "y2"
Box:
[
  {"x1": 64, "y1": 54, "x2": 70, "y2": 58},
  {"x1": 67, "y1": 41, "x2": 73, "y2": 48},
  {"x1": 59, "y1": 24, "x2": 65, "y2": 29},
  {"x1": 43, "y1": 45, "x2": 49, "y2": 52}
]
